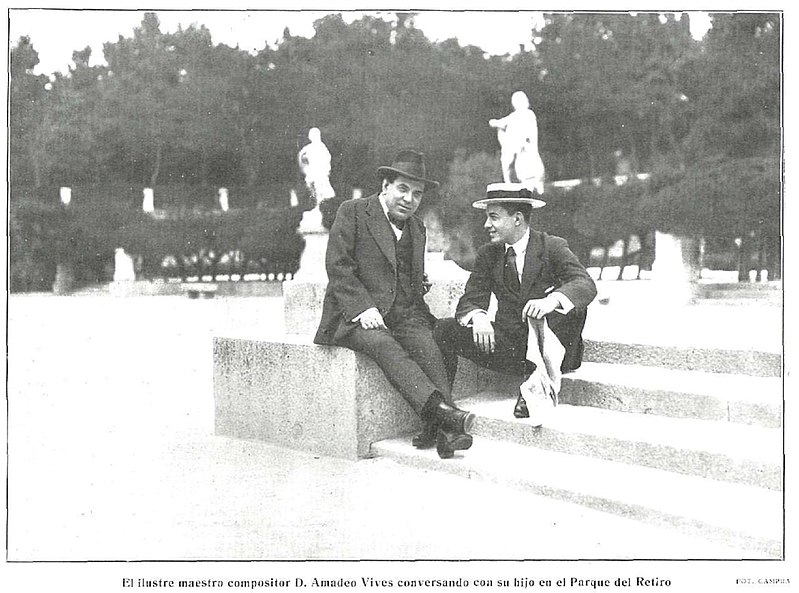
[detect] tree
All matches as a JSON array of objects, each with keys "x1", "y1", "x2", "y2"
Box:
[
  {"x1": 101, "y1": 13, "x2": 188, "y2": 186},
  {"x1": 10, "y1": 36, "x2": 49, "y2": 188},
  {"x1": 531, "y1": 13, "x2": 697, "y2": 180},
  {"x1": 680, "y1": 13, "x2": 780, "y2": 162}
]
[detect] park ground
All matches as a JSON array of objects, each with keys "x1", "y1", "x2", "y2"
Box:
[{"x1": 4, "y1": 288, "x2": 789, "y2": 578}]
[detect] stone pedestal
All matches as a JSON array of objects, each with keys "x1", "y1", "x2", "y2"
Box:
[
  {"x1": 113, "y1": 247, "x2": 137, "y2": 282},
  {"x1": 59, "y1": 187, "x2": 72, "y2": 206},
  {"x1": 293, "y1": 205, "x2": 328, "y2": 282},
  {"x1": 283, "y1": 280, "x2": 328, "y2": 335},
  {"x1": 142, "y1": 188, "x2": 155, "y2": 213},
  {"x1": 52, "y1": 263, "x2": 75, "y2": 295},
  {"x1": 651, "y1": 231, "x2": 700, "y2": 306}
]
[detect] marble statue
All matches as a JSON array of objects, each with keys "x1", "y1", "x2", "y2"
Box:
[
  {"x1": 297, "y1": 127, "x2": 336, "y2": 203},
  {"x1": 142, "y1": 188, "x2": 155, "y2": 213},
  {"x1": 59, "y1": 187, "x2": 72, "y2": 206},
  {"x1": 489, "y1": 91, "x2": 545, "y2": 194},
  {"x1": 113, "y1": 247, "x2": 136, "y2": 282}
]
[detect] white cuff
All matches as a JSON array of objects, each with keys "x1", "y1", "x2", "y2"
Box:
[
  {"x1": 458, "y1": 309, "x2": 487, "y2": 327},
  {"x1": 551, "y1": 292, "x2": 575, "y2": 315},
  {"x1": 352, "y1": 307, "x2": 379, "y2": 323}
]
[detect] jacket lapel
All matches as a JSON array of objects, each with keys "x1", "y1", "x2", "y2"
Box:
[
  {"x1": 520, "y1": 230, "x2": 544, "y2": 297},
  {"x1": 492, "y1": 244, "x2": 506, "y2": 290},
  {"x1": 365, "y1": 194, "x2": 397, "y2": 270},
  {"x1": 408, "y1": 217, "x2": 426, "y2": 282}
]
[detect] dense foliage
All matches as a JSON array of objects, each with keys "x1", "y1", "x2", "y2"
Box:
[{"x1": 9, "y1": 11, "x2": 781, "y2": 290}]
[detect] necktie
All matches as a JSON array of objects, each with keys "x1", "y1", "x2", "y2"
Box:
[
  {"x1": 388, "y1": 215, "x2": 405, "y2": 231},
  {"x1": 504, "y1": 246, "x2": 521, "y2": 293}
]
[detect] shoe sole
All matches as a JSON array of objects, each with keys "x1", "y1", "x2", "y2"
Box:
[
  {"x1": 436, "y1": 431, "x2": 473, "y2": 459},
  {"x1": 461, "y1": 412, "x2": 476, "y2": 433},
  {"x1": 449, "y1": 433, "x2": 473, "y2": 450}
]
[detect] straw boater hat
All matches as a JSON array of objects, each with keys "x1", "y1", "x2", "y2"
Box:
[
  {"x1": 472, "y1": 182, "x2": 546, "y2": 209},
  {"x1": 377, "y1": 149, "x2": 440, "y2": 190}
]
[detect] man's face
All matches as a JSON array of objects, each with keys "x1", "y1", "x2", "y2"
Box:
[
  {"x1": 382, "y1": 175, "x2": 425, "y2": 222},
  {"x1": 484, "y1": 204, "x2": 522, "y2": 244}
]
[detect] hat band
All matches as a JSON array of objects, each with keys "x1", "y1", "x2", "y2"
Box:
[
  {"x1": 486, "y1": 189, "x2": 535, "y2": 200},
  {"x1": 390, "y1": 162, "x2": 427, "y2": 178}
]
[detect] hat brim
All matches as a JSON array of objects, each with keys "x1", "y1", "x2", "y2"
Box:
[
  {"x1": 377, "y1": 166, "x2": 440, "y2": 189},
  {"x1": 472, "y1": 196, "x2": 546, "y2": 210}
]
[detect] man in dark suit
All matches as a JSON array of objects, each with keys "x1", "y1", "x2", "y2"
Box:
[
  {"x1": 435, "y1": 183, "x2": 597, "y2": 421},
  {"x1": 314, "y1": 150, "x2": 475, "y2": 459}
]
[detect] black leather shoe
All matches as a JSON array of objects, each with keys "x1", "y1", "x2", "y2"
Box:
[
  {"x1": 434, "y1": 401, "x2": 475, "y2": 434},
  {"x1": 436, "y1": 428, "x2": 474, "y2": 459},
  {"x1": 514, "y1": 393, "x2": 529, "y2": 419},
  {"x1": 412, "y1": 420, "x2": 437, "y2": 449}
]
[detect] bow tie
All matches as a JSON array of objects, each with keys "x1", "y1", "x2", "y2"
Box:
[{"x1": 388, "y1": 216, "x2": 405, "y2": 230}]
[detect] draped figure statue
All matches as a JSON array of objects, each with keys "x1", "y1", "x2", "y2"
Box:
[{"x1": 489, "y1": 91, "x2": 545, "y2": 194}]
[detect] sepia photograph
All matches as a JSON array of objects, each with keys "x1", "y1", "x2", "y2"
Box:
[{"x1": 4, "y1": 3, "x2": 791, "y2": 591}]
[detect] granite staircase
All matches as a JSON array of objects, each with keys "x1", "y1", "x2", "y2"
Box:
[{"x1": 371, "y1": 337, "x2": 783, "y2": 558}]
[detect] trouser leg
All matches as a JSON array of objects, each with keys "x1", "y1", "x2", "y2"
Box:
[
  {"x1": 340, "y1": 325, "x2": 439, "y2": 415},
  {"x1": 434, "y1": 317, "x2": 530, "y2": 389},
  {"x1": 390, "y1": 319, "x2": 453, "y2": 402},
  {"x1": 547, "y1": 308, "x2": 588, "y2": 372}
]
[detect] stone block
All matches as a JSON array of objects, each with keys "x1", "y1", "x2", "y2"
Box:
[
  {"x1": 282, "y1": 280, "x2": 327, "y2": 335},
  {"x1": 583, "y1": 340, "x2": 781, "y2": 378},
  {"x1": 283, "y1": 278, "x2": 468, "y2": 335},
  {"x1": 213, "y1": 333, "x2": 513, "y2": 459},
  {"x1": 214, "y1": 335, "x2": 420, "y2": 459}
]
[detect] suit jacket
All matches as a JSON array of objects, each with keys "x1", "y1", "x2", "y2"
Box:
[
  {"x1": 314, "y1": 193, "x2": 434, "y2": 345},
  {"x1": 456, "y1": 229, "x2": 597, "y2": 370}
]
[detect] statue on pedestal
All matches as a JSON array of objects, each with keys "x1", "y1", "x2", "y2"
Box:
[
  {"x1": 113, "y1": 247, "x2": 136, "y2": 282},
  {"x1": 293, "y1": 128, "x2": 336, "y2": 281},
  {"x1": 142, "y1": 188, "x2": 155, "y2": 213},
  {"x1": 298, "y1": 127, "x2": 336, "y2": 203},
  {"x1": 489, "y1": 91, "x2": 545, "y2": 194},
  {"x1": 218, "y1": 187, "x2": 229, "y2": 212}
]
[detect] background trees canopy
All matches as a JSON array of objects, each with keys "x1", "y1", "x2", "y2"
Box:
[{"x1": 9, "y1": 11, "x2": 781, "y2": 290}]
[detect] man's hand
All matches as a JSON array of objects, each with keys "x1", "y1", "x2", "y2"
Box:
[
  {"x1": 357, "y1": 307, "x2": 388, "y2": 330},
  {"x1": 471, "y1": 312, "x2": 495, "y2": 354},
  {"x1": 522, "y1": 296, "x2": 559, "y2": 320}
]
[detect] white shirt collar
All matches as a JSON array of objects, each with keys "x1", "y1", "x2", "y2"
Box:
[
  {"x1": 378, "y1": 193, "x2": 404, "y2": 239},
  {"x1": 505, "y1": 228, "x2": 530, "y2": 256}
]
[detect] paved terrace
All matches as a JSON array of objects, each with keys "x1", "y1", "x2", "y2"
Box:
[{"x1": 6, "y1": 287, "x2": 785, "y2": 560}]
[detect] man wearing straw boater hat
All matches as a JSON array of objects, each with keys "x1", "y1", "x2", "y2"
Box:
[
  {"x1": 434, "y1": 183, "x2": 597, "y2": 425},
  {"x1": 314, "y1": 149, "x2": 476, "y2": 459}
]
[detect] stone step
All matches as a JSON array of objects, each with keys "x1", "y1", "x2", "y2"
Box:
[
  {"x1": 560, "y1": 362, "x2": 782, "y2": 428},
  {"x1": 457, "y1": 398, "x2": 782, "y2": 491},
  {"x1": 371, "y1": 437, "x2": 783, "y2": 558},
  {"x1": 455, "y1": 360, "x2": 782, "y2": 428},
  {"x1": 583, "y1": 339, "x2": 781, "y2": 377}
]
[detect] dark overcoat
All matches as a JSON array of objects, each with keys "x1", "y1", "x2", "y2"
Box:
[{"x1": 314, "y1": 193, "x2": 434, "y2": 345}]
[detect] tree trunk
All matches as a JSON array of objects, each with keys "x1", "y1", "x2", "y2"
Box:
[
  {"x1": 627, "y1": 132, "x2": 640, "y2": 173},
  {"x1": 176, "y1": 255, "x2": 187, "y2": 282},
  {"x1": 241, "y1": 122, "x2": 260, "y2": 187},
  {"x1": 617, "y1": 237, "x2": 629, "y2": 280},
  {"x1": 200, "y1": 146, "x2": 209, "y2": 188},
  {"x1": 737, "y1": 235, "x2": 752, "y2": 282},
  {"x1": 149, "y1": 143, "x2": 162, "y2": 188},
  {"x1": 600, "y1": 245, "x2": 610, "y2": 280},
  {"x1": 768, "y1": 237, "x2": 781, "y2": 281},
  {"x1": 27, "y1": 139, "x2": 43, "y2": 189},
  {"x1": 756, "y1": 235, "x2": 767, "y2": 282}
]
